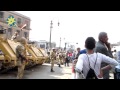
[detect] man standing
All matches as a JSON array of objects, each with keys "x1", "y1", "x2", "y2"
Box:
[
  {"x1": 50, "y1": 48, "x2": 56, "y2": 72},
  {"x1": 65, "y1": 52, "x2": 70, "y2": 67},
  {"x1": 94, "y1": 32, "x2": 113, "y2": 79},
  {"x1": 56, "y1": 52, "x2": 61, "y2": 67},
  {"x1": 76, "y1": 48, "x2": 80, "y2": 59},
  {"x1": 58, "y1": 52, "x2": 63, "y2": 67},
  {"x1": 72, "y1": 51, "x2": 77, "y2": 60},
  {"x1": 16, "y1": 37, "x2": 27, "y2": 79}
]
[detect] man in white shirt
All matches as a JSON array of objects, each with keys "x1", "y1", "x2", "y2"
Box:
[{"x1": 76, "y1": 37, "x2": 119, "y2": 79}]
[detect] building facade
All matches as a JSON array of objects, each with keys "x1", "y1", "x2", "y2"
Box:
[
  {"x1": 0, "y1": 11, "x2": 31, "y2": 39},
  {"x1": 34, "y1": 40, "x2": 56, "y2": 50},
  {"x1": 35, "y1": 40, "x2": 48, "y2": 49}
]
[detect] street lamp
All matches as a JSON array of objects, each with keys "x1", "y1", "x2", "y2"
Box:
[
  {"x1": 64, "y1": 42, "x2": 67, "y2": 51},
  {"x1": 58, "y1": 21, "x2": 60, "y2": 26},
  {"x1": 63, "y1": 38, "x2": 67, "y2": 51},
  {"x1": 49, "y1": 20, "x2": 53, "y2": 50},
  {"x1": 59, "y1": 37, "x2": 61, "y2": 49},
  {"x1": 58, "y1": 21, "x2": 61, "y2": 49}
]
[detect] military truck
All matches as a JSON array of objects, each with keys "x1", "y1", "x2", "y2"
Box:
[
  {"x1": 0, "y1": 29, "x2": 48, "y2": 73},
  {"x1": 0, "y1": 29, "x2": 17, "y2": 72}
]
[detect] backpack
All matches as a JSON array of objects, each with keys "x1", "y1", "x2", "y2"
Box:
[{"x1": 86, "y1": 53, "x2": 98, "y2": 79}]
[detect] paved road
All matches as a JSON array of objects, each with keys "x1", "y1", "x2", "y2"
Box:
[
  {"x1": 0, "y1": 63, "x2": 114, "y2": 79},
  {"x1": 0, "y1": 63, "x2": 72, "y2": 79}
]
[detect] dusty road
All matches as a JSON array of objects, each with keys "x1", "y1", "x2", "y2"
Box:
[
  {"x1": 0, "y1": 63, "x2": 72, "y2": 79},
  {"x1": 0, "y1": 63, "x2": 114, "y2": 79}
]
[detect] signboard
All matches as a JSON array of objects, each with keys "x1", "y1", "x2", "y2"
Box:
[{"x1": 6, "y1": 15, "x2": 17, "y2": 27}]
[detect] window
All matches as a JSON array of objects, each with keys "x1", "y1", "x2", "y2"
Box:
[
  {"x1": 8, "y1": 28, "x2": 12, "y2": 38},
  {"x1": 24, "y1": 20, "x2": 29, "y2": 29},
  {"x1": 0, "y1": 25, "x2": 3, "y2": 30},
  {"x1": 17, "y1": 18, "x2": 21, "y2": 25},
  {"x1": 24, "y1": 32, "x2": 27, "y2": 38},
  {"x1": 0, "y1": 11, "x2": 4, "y2": 18}
]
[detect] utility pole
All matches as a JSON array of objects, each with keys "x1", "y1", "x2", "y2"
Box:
[
  {"x1": 64, "y1": 42, "x2": 67, "y2": 51},
  {"x1": 49, "y1": 20, "x2": 53, "y2": 51},
  {"x1": 58, "y1": 21, "x2": 61, "y2": 49},
  {"x1": 59, "y1": 37, "x2": 61, "y2": 49}
]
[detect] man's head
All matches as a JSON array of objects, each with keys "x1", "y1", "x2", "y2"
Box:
[
  {"x1": 98, "y1": 32, "x2": 108, "y2": 43},
  {"x1": 20, "y1": 37, "x2": 27, "y2": 45},
  {"x1": 77, "y1": 48, "x2": 80, "y2": 52},
  {"x1": 52, "y1": 48, "x2": 56, "y2": 52},
  {"x1": 85, "y1": 37, "x2": 96, "y2": 50}
]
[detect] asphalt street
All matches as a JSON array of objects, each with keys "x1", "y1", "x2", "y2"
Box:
[
  {"x1": 0, "y1": 63, "x2": 114, "y2": 79},
  {"x1": 0, "y1": 63, "x2": 72, "y2": 79}
]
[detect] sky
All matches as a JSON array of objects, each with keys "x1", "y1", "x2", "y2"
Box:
[{"x1": 16, "y1": 11, "x2": 120, "y2": 49}]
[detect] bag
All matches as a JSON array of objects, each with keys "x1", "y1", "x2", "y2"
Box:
[
  {"x1": 86, "y1": 68, "x2": 98, "y2": 79},
  {"x1": 86, "y1": 53, "x2": 98, "y2": 79}
]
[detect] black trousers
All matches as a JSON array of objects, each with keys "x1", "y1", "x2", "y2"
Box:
[{"x1": 65, "y1": 58, "x2": 69, "y2": 67}]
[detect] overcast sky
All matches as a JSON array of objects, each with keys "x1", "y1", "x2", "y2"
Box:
[{"x1": 16, "y1": 11, "x2": 120, "y2": 49}]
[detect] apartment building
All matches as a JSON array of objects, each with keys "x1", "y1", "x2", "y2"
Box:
[
  {"x1": 0, "y1": 11, "x2": 31, "y2": 39},
  {"x1": 34, "y1": 40, "x2": 56, "y2": 50}
]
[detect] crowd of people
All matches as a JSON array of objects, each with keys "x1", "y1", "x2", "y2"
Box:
[
  {"x1": 12, "y1": 30, "x2": 120, "y2": 79},
  {"x1": 50, "y1": 31, "x2": 120, "y2": 79}
]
